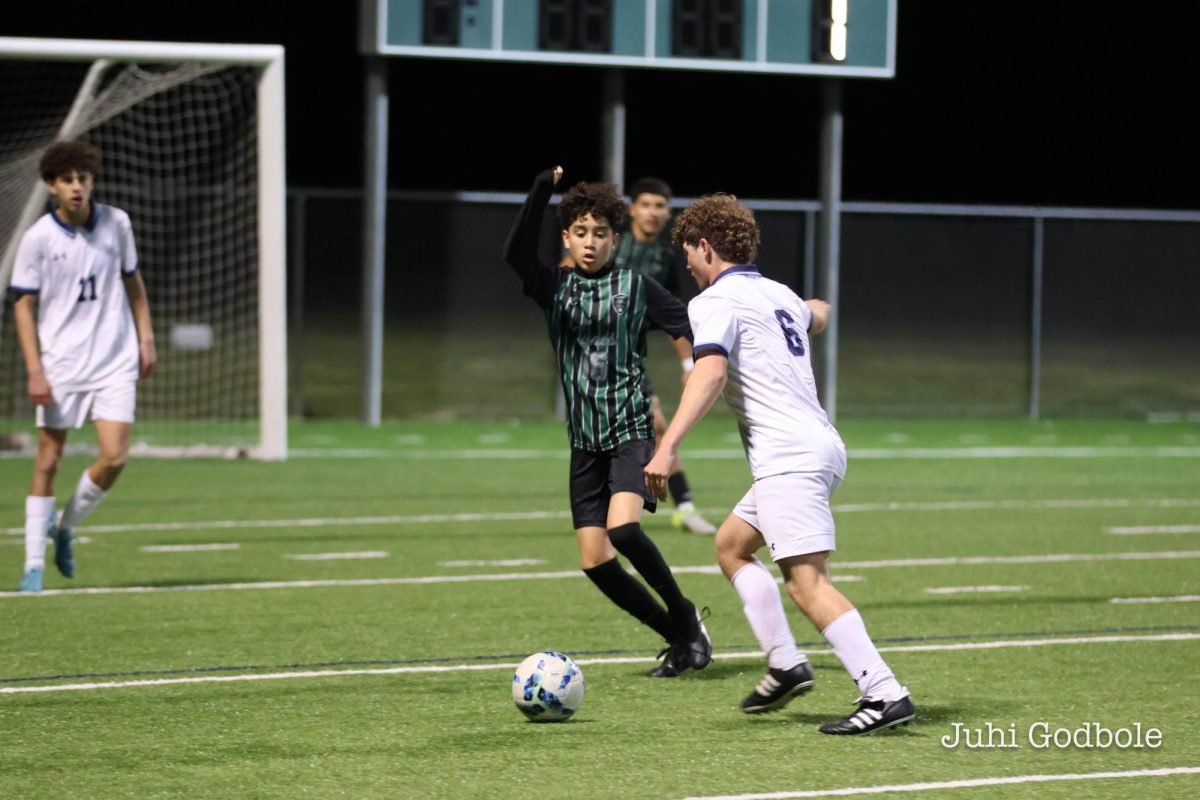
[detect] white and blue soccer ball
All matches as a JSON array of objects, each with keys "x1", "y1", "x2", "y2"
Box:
[{"x1": 512, "y1": 651, "x2": 585, "y2": 722}]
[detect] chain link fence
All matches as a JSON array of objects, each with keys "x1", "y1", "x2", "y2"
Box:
[{"x1": 282, "y1": 191, "x2": 1199, "y2": 420}]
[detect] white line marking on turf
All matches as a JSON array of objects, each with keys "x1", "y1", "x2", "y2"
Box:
[
  {"x1": 679, "y1": 767, "x2": 1200, "y2": 800},
  {"x1": 833, "y1": 498, "x2": 1200, "y2": 513},
  {"x1": 3, "y1": 536, "x2": 91, "y2": 546},
  {"x1": 4, "y1": 551, "x2": 1199, "y2": 599},
  {"x1": 283, "y1": 551, "x2": 389, "y2": 561},
  {"x1": 7, "y1": 498, "x2": 1200, "y2": 538},
  {"x1": 924, "y1": 585, "x2": 1029, "y2": 594},
  {"x1": 1107, "y1": 524, "x2": 1200, "y2": 535},
  {"x1": 282, "y1": 446, "x2": 1200, "y2": 460},
  {"x1": 836, "y1": 550, "x2": 1200, "y2": 568},
  {"x1": 3, "y1": 633, "x2": 1196, "y2": 695},
  {"x1": 140, "y1": 544, "x2": 241, "y2": 553},
  {"x1": 3, "y1": 510, "x2": 574, "y2": 536},
  {"x1": 438, "y1": 559, "x2": 547, "y2": 567},
  {"x1": 1110, "y1": 595, "x2": 1200, "y2": 604}
]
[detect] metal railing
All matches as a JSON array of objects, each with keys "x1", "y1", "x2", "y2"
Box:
[{"x1": 286, "y1": 188, "x2": 1200, "y2": 420}]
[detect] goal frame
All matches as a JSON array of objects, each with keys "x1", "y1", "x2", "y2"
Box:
[{"x1": 0, "y1": 36, "x2": 288, "y2": 460}]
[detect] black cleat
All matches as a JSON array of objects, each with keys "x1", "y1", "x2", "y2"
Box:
[
  {"x1": 819, "y1": 694, "x2": 915, "y2": 735},
  {"x1": 51, "y1": 525, "x2": 75, "y2": 578},
  {"x1": 648, "y1": 642, "x2": 690, "y2": 677},
  {"x1": 740, "y1": 661, "x2": 815, "y2": 714},
  {"x1": 682, "y1": 606, "x2": 713, "y2": 671}
]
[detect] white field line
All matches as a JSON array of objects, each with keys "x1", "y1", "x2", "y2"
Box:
[
  {"x1": 1107, "y1": 524, "x2": 1200, "y2": 535},
  {"x1": 679, "y1": 767, "x2": 1200, "y2": 800},
  {"x1": 1110, "y1": 595, "x2": 1200, "y2": 605},
  {"x1": 3, "y1": 510, "x2": 572, "y2": 536},
  {"x1": 923, "y1": 585, "x2": 1029, "y2": 595},
  {"x1": 6, "y1": 498, "x2": 1200, "y2": 538},
  {"x1": 140, "y1": 544, "x2": 241, "y2": 553},
  {"x1": 836, "y1": 550, "x2": 1200, "y2": 569},
  {"x1": 281, "y1": 446, "x2": 1200, "y2": 460},
  {"x1": 2, "y1": 535, "x2": 92, "y2": 546},
  {"x1": 2, "y1": 633, "x2": 1197, "y2": 695},
  {"x1": 283, "y1": 551, "x2": 389, "y2": 561},
  {"x1": 439, "y1": 559, "x2": 546, "y2": 567},
  {"x1": 4, "y1": 551, "x2": 1199, "y2": 600}
]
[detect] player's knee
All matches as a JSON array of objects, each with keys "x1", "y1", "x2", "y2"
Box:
[
  {"x1": 97, "y1": 447, "x2": 129, "y2": 473},
  {"x1": 714, "y1": 530, "x2": 742, "y2": 562},
  {"x1": 607, "y1": 522, "x2": 642, "y2": 553},
  {"x1": 33, "y1": 450, "x2": 62, "y2": 479},
  {"x1": 784, "y1": 568, "x2": 830, "y2": 605}
]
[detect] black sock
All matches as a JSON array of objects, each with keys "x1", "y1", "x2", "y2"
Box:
[
  {"x1": 583, "y1": 558, "x2": 676, "y2": 643},
  {"x1": 608, "y1": 522, "x2": 695, "y2": 635},
  {"x1": 668, "y1": 473, "x2": 692, "y2": 506}
]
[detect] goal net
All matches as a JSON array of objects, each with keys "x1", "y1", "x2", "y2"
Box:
[{"x1": 0, "y1": 38, "x2": 286, "y2": 459}]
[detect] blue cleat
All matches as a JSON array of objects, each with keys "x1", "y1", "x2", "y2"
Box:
[
  {"x1": 20, "y1": 566, "x2": 44, "y2": 593},
  {"x1": 50, "y1": 525, "x2": 75, "y2": 578}
]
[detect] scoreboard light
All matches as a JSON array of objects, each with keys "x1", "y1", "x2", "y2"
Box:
[{"x1": 361, "y1": 0, "x2": 896, "y2": 77}]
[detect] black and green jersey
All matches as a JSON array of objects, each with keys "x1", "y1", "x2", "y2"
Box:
[
  {"x1": 504, "y1": 170, "x2": 692, "y2": 452},
  {"x1": 613, "y1": 231, "x2": 683, "y2": 296}
]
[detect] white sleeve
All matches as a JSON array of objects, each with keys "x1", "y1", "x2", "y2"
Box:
[
  {"x1": 118, "y1": 211, "x2": 138, "y2": 275},
  {"x1": 798, "y1": 296, "x2": 814, "y2": 330},
  {"x1": 9, "y1": 229, "x2": 44, "y2": 293},
  {"x1": 689, "y1": 295, "x2": 737, "y2": 358}
]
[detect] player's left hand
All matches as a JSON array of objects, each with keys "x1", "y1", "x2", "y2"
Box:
[
  {"x1": 644, "y1": 449, "x2": 677, "y2": 501},
  {"x1": 140, "y1": 339, "x2": 157, "y2": 379}
]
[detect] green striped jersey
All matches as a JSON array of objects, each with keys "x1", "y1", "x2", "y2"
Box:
[
  {"x1": 504, "y1": 170, "x2": 692, "y2": 451},
  {"x1": 613, "y1": 232, "x2": 683, "y2": 296}
]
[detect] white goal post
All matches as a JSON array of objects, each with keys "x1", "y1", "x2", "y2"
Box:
[{"x1": 0, "y1": 37, "x2": 287, "y2": 460}]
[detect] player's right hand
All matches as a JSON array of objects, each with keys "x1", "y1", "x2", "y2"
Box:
[
  {"x1": 27, "y1": 372, "x2": 52, "y2": 406},
  {"x1": 552, "y1": 166, "x2": 563, "y2": 185}
]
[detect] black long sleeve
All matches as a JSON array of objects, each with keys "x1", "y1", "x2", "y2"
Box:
[
  {"x1": 503, "y1": 169, "x2": 559, "y2": 309},
  {"x1": 643, "y1": 276, "x2": 693, "y2": 342}
]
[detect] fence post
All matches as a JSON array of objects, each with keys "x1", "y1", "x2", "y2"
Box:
[{"x1": 1029, "y1": 216, "x2": 1044, "y2": 419}]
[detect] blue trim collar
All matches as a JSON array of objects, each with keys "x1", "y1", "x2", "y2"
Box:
[
  {"x1": 711, "y1": 264, "x2": 760, "y2": 285},
  {"x1": 49, "y1": 202, "x2": 100, "y2": 236}
]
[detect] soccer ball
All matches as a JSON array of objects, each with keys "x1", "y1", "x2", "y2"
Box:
[{"x1": 511, "y1": 651, "x2": 585, "y2": 722}]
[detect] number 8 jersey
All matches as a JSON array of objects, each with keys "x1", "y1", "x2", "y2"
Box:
[
  {"x1": 689, "y1": 265, "x2": 846, "y2": 481},
  {"x1": 9, "y1": 203, "x2": 140, "y2": 393}
]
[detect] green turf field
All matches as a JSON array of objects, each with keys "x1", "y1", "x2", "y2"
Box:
[{"x1": 2, "y1": 418, "x2": 1199, "y2": 799}]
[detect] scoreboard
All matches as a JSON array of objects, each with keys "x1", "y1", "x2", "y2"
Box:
[{"x1": 361, "y1": 0, "x2": 896, "y2": 77}]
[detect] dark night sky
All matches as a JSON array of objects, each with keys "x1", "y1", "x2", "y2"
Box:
[{"x1": 4, "y1": 1, "x2": 1198, "y2": 209}]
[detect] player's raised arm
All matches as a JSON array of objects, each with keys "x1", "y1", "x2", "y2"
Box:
[
  {"x1": 806, "y1": 299, "x2": 831, "y2": 335},
  {"x1": 503, "y1": 166, "x2": 562, "y2": 307}
]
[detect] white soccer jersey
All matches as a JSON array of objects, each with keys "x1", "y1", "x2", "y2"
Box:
[
  {"x1": 689, "y1": 265, "x2": 846, "y2": 480},
  {"x1": 9, "y1": 203, "x2": 140, "y2": 392}
]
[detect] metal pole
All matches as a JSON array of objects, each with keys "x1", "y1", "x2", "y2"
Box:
[
  {"x1": 803, "y1": 209, "x2": 817, "y2": 299},
  {"x1": 601, "y1": 69, "x2": 626, "y2": 190},
  {"x1": 361, "y1": 56, "x2": 388, "y2": 426},
  {"x1": 1029, "y1": 216, "x2": 1044, "y2": 419},
  {"x1": 817, "y1": 79, "x2": 843, "y2": 422},
  {"x1": 289, "y1": 192, "x2": 306, "y2": 418}
]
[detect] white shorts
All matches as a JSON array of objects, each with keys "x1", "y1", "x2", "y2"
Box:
[
  {"x1": 37, "y1": 382, "x2": 137, "y2": 429},
  {"x1": 732, "y1": 470, "x2": 842, "y2": 562}
]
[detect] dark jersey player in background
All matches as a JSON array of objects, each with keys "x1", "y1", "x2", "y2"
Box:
[
  {"x1": 612, "y1": 177, "x2": 717, "y2": 535},
  {"x1": 503, "y1": 166, "x2": 711, "y2": 678}
]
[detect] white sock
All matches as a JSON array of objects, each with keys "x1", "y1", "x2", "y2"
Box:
[
  {"x1": 676, "y1": 500, "x2": 696, "y2": 514},
  {"x1": 731, "y1": 559, "x2": 804, "y2": 671},
  {"x1": 59, "y1": 470, "x2": 107, "y2": 531},
  {"x1": 24, "y1": 495, "x2": 56, "y2": 570},
  {"x1": 822, "y1": 609, "x2": 905, "y2": 702}
]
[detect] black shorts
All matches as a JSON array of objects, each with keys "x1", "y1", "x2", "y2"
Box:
[{"x1": 569, "y1": 439, "x2": 657, "y2": 529}]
